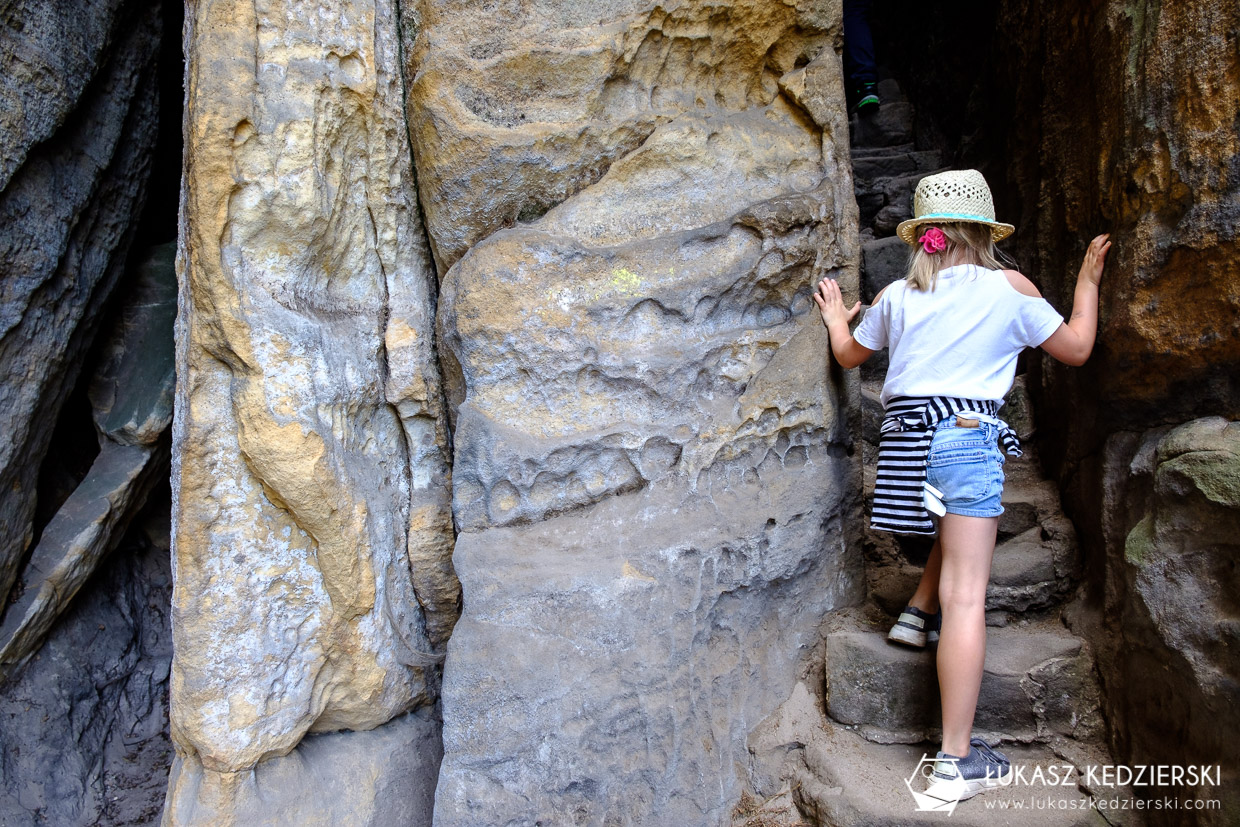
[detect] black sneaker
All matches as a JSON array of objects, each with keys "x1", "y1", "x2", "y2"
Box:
[
  {"x1": 887, "y1": 605, "x2": 941, "y2": 649},
  {"x1": 853, "y1": 82, "x2": 880, "y2": 114},
  {"x1": 924, "y1": 738, "x2": 1013, "y2": 803}
]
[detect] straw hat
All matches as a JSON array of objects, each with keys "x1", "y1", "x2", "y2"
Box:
[{"x1": 895, "y1": 169, "x2": 1014, "y2": 245}]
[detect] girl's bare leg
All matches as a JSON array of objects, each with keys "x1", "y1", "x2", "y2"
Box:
[
  {"x1": 908, "y1": 537, "x2": 942, "y2": 614},
  {"x1": 935, "y1": 514, "x2": 998, "y2": 758}
]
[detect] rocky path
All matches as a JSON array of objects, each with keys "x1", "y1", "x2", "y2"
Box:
[{"x1": 782, "y1": 79, "x2": 1142, "y2": 826}]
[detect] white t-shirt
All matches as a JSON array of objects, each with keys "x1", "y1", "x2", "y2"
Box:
[{"x1": 853, "y1": 264, "x2": 1065, "y2": 407}]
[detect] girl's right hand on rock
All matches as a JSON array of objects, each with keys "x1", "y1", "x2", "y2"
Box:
[
  {"x1": 814, "y1": 278, "x2": 861, "y2": 327},
  {"x1": 1079, "y1": 234, "x2": 1111, "y2": 286}
]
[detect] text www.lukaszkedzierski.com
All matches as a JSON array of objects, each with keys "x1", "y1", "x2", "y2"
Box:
[{"x1": 984, "y1": 795, "x2": 1221, "y2": 812}]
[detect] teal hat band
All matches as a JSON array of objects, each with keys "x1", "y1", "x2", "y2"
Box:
[{"x1": 914, "y1": 212, "x2": 995, "y2": 223}]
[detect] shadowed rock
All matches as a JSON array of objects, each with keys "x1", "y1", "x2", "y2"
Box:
[
  {"x1": 0, "y1": 0, "x2": 162, "y2": 612},
  {"x1": 0, "y1": 243, "x2": 175, "y2": 679}
]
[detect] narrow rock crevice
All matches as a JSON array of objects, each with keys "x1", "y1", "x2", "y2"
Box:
[{"x1": 0, "y1": 0, "x2": 183, "y2": 821}]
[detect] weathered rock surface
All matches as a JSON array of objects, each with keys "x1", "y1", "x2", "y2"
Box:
[
  {"x1": 0, "y1": 501, "x2": 173, "y2": 827},
  {"x1": 787, "y1": 694, "x2": 1113, "y2": 827},
  {"x1": 0, "y1": 441, "x2": 166, "y2": 674},
  {"x1": 1089, "y1": 419, "x2": 1240, "y2": 818},
  {"x1": 976, "y1": 3, "x2": 1240, "y2": 820},
  {"x1": 2, "y1": 0, "x2": 1237, "y2": 822},
  {"x1": 0, "y1": 243, "x2": 176, "y2": 678},
  {"x1": 0, "y1": 4, "x2": 179, "y2": 822},
  {"x1": 1003, "y1": 2, "x2": 1240, "y2": 437},
  {"x1": 168, "y1": 0, "x2": 454, "y2": 819},
  {"x1": 412, "y1": 2, "x2": 862, "y2": 822},
  {"x1": 90, "y1": 242, "x2": 178, "y2": 445},
  {"x1": 406, "y1": 0, "x2": 851, "y2": 272},
  {"x1": 0, "y1": 0, "x2": 161, "y2": 612},
  {"x1": 163, "y1": 705, "x2": 441, "y2": 827}
]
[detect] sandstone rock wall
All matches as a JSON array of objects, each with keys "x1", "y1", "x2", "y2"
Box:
[
  {"x1": 0, "y1": 0, "x2": 161, "y2": 614},
  {"x1": 0, "y1": 504, "x2": 174, "y2": 827},
  {"x1": 169, "y1": 0, "x2": 861, "y2": 824},
  {"x1": 1001, "y1": 0, "x2": 1240, "y2": 440},
  {"x1": 406, "y1": 1, "x2": 863, "y2": 822},
  {"x1": 10, "y1": 0, "x2": 1237, "y2": 822},
  {"x1": 981, "y1": 2, "x2": 1240, "y2": 820},
  {"x1": 0, "y1": 5, "x2": 177, "y2": 821},
  {"x1": 167, "y1": 0, "x2": 454, "y2": 821},
  {"x1": 1099, "y1": 419, "x2": 1240, "y2": 785}
]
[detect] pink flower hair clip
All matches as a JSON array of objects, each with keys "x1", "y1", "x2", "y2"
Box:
[{"x1": 918, "y1": 226, "x2": 947, "y2": 255}]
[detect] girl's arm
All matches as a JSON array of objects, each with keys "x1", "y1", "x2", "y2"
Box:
[
  {"x1": 814, "y1": 277, "x2": 874, "y2": 369},
  {"x1": 1038, "y1": 234, "x2": 1110, "y2": 366}
]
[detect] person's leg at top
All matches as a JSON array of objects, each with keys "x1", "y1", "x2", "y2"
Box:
[{"x1": 842, "y1": 0, "x2": 880, "y2": 112}]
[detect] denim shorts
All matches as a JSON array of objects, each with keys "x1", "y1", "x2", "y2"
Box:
[{"x1": 925, "y1": 419, "x2": 1006, "y2": 518}]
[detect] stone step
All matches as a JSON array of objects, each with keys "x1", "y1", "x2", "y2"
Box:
[
  {"x1": 867, "y1": 515, "x2": 1076, "y2": 624},
  {"x1": 869, "y1": 171, "x2": 924, "y2": 235},
  {"x1": 873, "y1": 203, "x2": 911, "y2": 236},
  {"x1": 876, "y1": 77, "x2": 907, "y2": 104},
  {"x1": 869, "y1": 556, "x2": 1068, "y2": 628},
  {"x1": 998, "y1": 498, "x2": 1040, "y2": 540},
  {"x1": 853, "y1": 149, "x2": 943, "y2": 183},
  {"x1": 849, "y1": 101, "x2": 914, "y2": 148},
  {"x1": 792, "y1": 718, "x2": 1121, "y2": 826},
  {"x1": 855, "y1": 189, "x2": 886, "y2": 228},
  {"x1": 856, "y1": 169, "x2": 949, "y2": 234},
  {"x1": 823, "y1": 613, "x2": 1103, "y2": 746},
  {"x1": 851, "y1": 142, "x2": 915, "y2": 160},
  {"x1": 987, "y1": 527, "x2": 1073, "y2": 618},
  {"x1": 861, "y1": 235, "x2": 908, "y2": 302}
]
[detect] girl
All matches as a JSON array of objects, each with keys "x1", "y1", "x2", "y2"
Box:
[{"x1": 814, "y1": 169, "x2": 1109, "y2": 803}]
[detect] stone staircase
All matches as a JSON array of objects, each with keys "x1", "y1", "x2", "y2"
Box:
[
  {"x1": 783, "y1": 78, "x2": 1141, "y2": 826},
  {"x1": 850, "y1": 79, "x2": 946, "y2": 306}
]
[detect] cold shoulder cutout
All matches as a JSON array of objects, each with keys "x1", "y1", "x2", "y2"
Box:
[{"x1": 1003, "y1": 269, "x2": 1042, "y2": 298}]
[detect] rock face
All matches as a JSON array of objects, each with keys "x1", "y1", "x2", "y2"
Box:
[
  {"x1": 0, "y1": 500, "x2": 174, "y2": 827},
  {"x1": 4, "y1": 0, "x2": 1239, "y2": 822},
  {"x1": 1092, "y1": 420, "x2": 1240, "y2": 817},
  {"x1": 998, "y1": 0, "x2": 1240, "y2": 441},
  {"x1": 406, "y1": 1, "x2": 863, "y2": 822},
  {"x1": 976, "y1": 1, "x2": 1240, "y2": 821},
  {"x1": 164, "y1": 706, "x2": 441, "y2": 827},
  {"x1": 0, "y1": 0, "x2": 161, "y2": 615},
  {"x1": 0, "y1": 243, "x2": 176, "y2": 679},
  {"x1": 0, "y1": 4, "x2": 174, "y2": 821},
  {"x1": 170, "y1": 0, "x2": 862, "y2": 821},
  {"x1": 167, "y1": 0, "x2": 455, "y2": 821},
  {"x1": 404, "y1": 0, "x2": 855, "y2": 274}
]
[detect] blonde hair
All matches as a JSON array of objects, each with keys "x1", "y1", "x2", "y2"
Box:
[{"x1": 905, "y1": 222, "x2": 1010, "y2": 291}]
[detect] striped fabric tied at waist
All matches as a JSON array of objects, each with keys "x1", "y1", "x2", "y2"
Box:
[{"x1": 871, "y1": 395, "x2": 1022, "y2": 535}]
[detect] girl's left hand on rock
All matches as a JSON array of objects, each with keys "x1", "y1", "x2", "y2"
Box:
[
  {"x1": 814, "y1": 278, "x2": 861, "y2": 327},
  {"x1": 1079, "y1": 234, "x2": 1111, "y2": 286}
]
